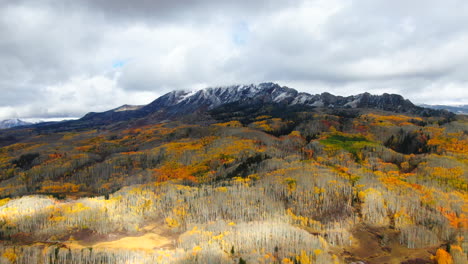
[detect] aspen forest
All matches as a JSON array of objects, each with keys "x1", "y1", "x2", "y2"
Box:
[{"x1": 0, "y1": 108, "x2": 467, "y2": 264}]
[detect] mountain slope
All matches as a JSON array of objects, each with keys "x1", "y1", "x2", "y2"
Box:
[
  {"x1": 420, "y1": 104, "x2": 468, "y2": 115},
  {"x1": 0, "y1": 119, "x2": 32, "y2": 129}
]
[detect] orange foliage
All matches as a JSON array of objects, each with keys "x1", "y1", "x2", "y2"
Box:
[
  {"x1": 76, "y1": 145, "x2": 93, "y2": 152},
  {"x1": 302, "y1": 148, "x2": 314, "y2": 159},
  {"x1": 380, "y1": 173, "x2": 422, "y2": 192},
  {"x1": 48, "y1": 153, "x2": 63, "y2": 159},
  {"x1": 40, "y1": 182, "x2": 81, "y2": 193},
  {"x1": 427, "y1": 132, "x2": 468, "y2": 154},
  {"x1": 153, "y1": 162, "x2": 198, "y2": 183},
  {"x1": 433, "y1": 248, "x2": 453, "y2": 264},
  {"x1": 437, "y1": 207, "x2": 468, "y2": 229}
]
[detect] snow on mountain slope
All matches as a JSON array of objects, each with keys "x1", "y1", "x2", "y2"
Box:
[
  {"x1": 0, "y1": 119, "x2": 32, "y2": 129},
  {"x1": 141, "y1": 82, "x2": 422, "y2": 115},
  {"x1": 113, "y1": 105, "x2": 144, "y2": 112}
]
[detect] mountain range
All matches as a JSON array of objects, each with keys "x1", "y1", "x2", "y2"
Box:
[
  {"x1": 23, "y1": 83, "x2": 451, "y2": 132},
  {"x1": 2, "y1": 83, "x2": 458, "y2": 132}
]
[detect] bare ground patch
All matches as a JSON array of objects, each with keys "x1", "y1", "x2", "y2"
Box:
[
  {"x1": 65, "y1": 222, "x2": 178, "y2": 252},
  {"x1": 335, "y1": 224, "x2": 437, "y2": 264}
]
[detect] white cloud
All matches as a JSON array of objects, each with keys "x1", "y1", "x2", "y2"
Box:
[
  {"x1": 408, "y1": 81, "x2": 468, "y2": 105},
  {"x1": 42, "y1": 73, "x2": 161, "y2": 116},
  {"x1": 1, "y1": 0, "x2": 468, "y2": 119}
]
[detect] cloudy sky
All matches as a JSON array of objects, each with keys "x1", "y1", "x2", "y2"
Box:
[{"x1": 1, "y1": 0, "x2": 468, "y2": 120}]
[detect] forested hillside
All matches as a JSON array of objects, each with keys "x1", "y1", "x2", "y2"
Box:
[{"x1": 0, "y1": 89, "x2": 466, "y2": 263}]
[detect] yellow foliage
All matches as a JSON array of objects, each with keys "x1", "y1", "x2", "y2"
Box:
[
  {"x1": 173, "y1": 205, "x2": 187, "y2": 217},
  {"x1": 187, "y1": 226, "x2": 200, "y2": 235},
  {"x1": 248, "y1": 174, "x2": 260, "y2": 181},
  {"x1": 2, "y1": 248, "x2": 17, "y2": 263},
  {"x1": 286, "y1": 208, "x2": 322, "y2": 229},
  {"x1": 212, "y1": 233, "x2": 224, "y2": 240},
  {"x1": 250, "y1": 118, "x2": 287, "y2": 132},
  {"x1": 296, "y1": 250, "x2": 312, "y2": 264},
  {"x1": 363, "y1": 113, "x2": 422, "y2": 126},
  {"x1": 314, "y1": 186, "x2": 325, "y2": 194},
  {"x1": 165, "y1": 217, "x2": 179, "y2": 228},
  {"x1": 192, "y1": 245, "x2": 202, "y2": 255},
  {"x1": 358, "y1": 188, "x2": 382, "y2": 202},
  {"x1": 0, "y1": 198, "x2": 10, "y2": 207},
  {"x1": 289, "y1": 131, "x2": 302, "y2": 137},
  {"x1": 394, "y1": 210, "x2": 413, "y2": 228},
  {"x1": 216, "y1": 187, "x2": 228, "y2": 192},
  {"x1": 61, "y1": 132, "x2": 79, "y2": 140},
  {"x1": 233, "y1": 177, "x2": 251, "y2": 186},
  {"x1": 331, "y1": 254, "x2": 340, "y2": 264},
  {"x1": 163, "y1": 140, "x2": 205, "y2": 157},
  {"x1": 59, "y1": 203, "x2": 90, "y2": 216},
  {"x1": 255, "y1": 115, "x2": 272, "y2": 120},
  {"x1": 214, "y1": 121, "x2": 243, "y2": 127}
]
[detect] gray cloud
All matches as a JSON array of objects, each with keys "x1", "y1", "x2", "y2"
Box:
[{"x1": 0, "y1": 0, "x2": 467, "y2": 119}]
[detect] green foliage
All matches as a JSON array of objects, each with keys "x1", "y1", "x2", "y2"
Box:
[{"x1": 320, "y1": 133, "x2": 374, "y2": 160}]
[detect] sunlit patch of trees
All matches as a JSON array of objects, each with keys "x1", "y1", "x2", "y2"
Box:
[
  {"x1": 361, "y1": 113, "x2": 424, "y2": 127},
  {"x1": 249, "y1": 118, "x2": 290, "y2": 133},
  {"x1": 179, "y1": 220, "x2": 335, "y2": 263}
]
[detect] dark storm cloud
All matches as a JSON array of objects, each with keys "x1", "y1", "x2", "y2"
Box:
[
  {"x1": 8, "y1": 0, "x2": 292, "y2": 23},
  {"x1": 0, "y1": 0, "x2": 467, "y2": 119},
  {"x1": 77, "y1": 0, "x2": 289, "y2": 19}
]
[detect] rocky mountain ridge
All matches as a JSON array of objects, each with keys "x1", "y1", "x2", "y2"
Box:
[{"x1": 80, "y1": 83, "x2": 451, "y2": 126}]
